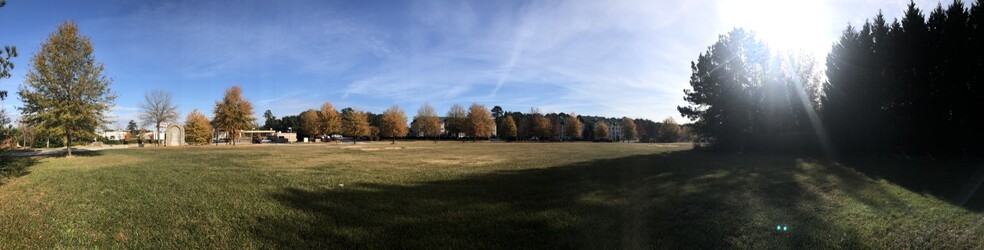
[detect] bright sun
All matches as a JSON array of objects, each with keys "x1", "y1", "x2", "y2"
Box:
[{"x1": 718, "y1": 0, "x2": 833, "y2": 56}]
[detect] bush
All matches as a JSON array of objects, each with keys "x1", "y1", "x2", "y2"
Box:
[{"x1": 0, "y1": 154, "x2": 35, "y2": 185}]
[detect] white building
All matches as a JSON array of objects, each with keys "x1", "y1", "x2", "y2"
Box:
[
  {"x1": 142, "y1": 131, "x2": 166, "y2": 142},
  {"x1": 579, "y1": 116, "x2": 624, "y2": 141},
  {"x1": 98, "y1": 130, "x2": 129, "y2": 141}
]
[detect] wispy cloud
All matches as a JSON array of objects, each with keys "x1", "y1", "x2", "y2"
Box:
[
  {"x1": 4, "y1": 0, "x2": 938, "y2": 126},
  {"x1": 331, "y1": 0, "x2": 719, "y2": 120}
]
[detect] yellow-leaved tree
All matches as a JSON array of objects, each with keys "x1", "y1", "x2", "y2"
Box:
[
  {"x1": 318, "y1": 102, "x2": 341, "y2": 141},
  {"x1": 658, "y1": 116, "x2": 682, "y2": 143},
  {"x1": 466, "y1": 103, "x2": 494, "y2": 140},
  {"x1": 212, "y1": 85, "x2": 254, "y2": 145},
  {"x1": 498, "y1": 115, "x2": 517, "y2": 141},
  {"x1": 380, "y1": 105, "x2": 408, "y2": 144},
  {"x1": 594, "y1": 122, "x2": 609, "y2": 140},
  {"x1": 341, "y1": 108, "x2": 369, "y2": 144},
  {"x1": 530, "y1": 109, "x2": 551, "y2": 140},
  {"x1": 564, "y1": 113, "x2": 582, "y2": 140},
  {"x1": 184, "y1": 109, "x2": 212, "y2": 145},
  {"x1": 621, "y1": 117, "x2": 637, "y2": 142},
  {"x1": 299, "y1": 109, "x2": 320, "y2": 142}
]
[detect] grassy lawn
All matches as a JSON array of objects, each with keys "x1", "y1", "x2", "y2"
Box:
[{"x1": 1, "y1": 142, "x2": 983, "y2": 248}]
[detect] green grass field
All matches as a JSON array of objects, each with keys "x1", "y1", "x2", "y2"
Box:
[{"x1": 1, "y1": 142, "x2": 983, "y2": 248}]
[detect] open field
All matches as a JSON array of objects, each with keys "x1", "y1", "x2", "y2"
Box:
[{"x1": 1, "y1": 142, "x2": 983, "y2": 248}]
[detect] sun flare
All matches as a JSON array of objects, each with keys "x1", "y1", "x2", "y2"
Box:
[{"x1": 718, "y1": 0, "x2": 833, "y2": 56}]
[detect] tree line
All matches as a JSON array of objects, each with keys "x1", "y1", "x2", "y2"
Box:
[
  {"x1": 825, "y1": 0, "x2": 984, "y2": 156},
  {"x1": 491, "y1": 108, "x2": 690, "y2": 142},
  {"x1": 680, "y1": 0, "x2": 984, "y2": 156},
  {"x1": 259, "y1": 103, "x2": 693, "y2": 143},
  {"x1": 4, "y1": 19, "x2": 695, "y2": 155}
]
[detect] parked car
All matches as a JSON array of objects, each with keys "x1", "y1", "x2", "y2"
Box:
[{"x1": 271, "y1": 136, "x2": 289, "y2": 143}]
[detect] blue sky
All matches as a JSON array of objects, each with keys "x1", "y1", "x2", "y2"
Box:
[{"x1": 0, "y1": 0, "x2": 956, "y2": 128}]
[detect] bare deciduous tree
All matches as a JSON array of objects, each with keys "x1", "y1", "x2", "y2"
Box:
[
  {"x1": 445, "y1": 104, "x2": 466, "y2": 138},
  {"x1": 414, "y1": 102, "x2": 441, "y2": 142},
  {"x1": 139, "y1": 90, "x2": 178, "y2": 146}
]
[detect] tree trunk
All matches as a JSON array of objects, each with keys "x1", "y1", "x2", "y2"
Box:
[
  {"x1": 66, "y1": 135, "x2": 72, "y2": 157},
  {"x1": 391, "y1": 137, "x2": 395, "y2": 144},
  {"x1": 156, "y1": 126, "x2": 161, "y2": 147}
]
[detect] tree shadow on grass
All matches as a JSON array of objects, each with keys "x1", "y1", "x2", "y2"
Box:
[
  {"x1": 254, "y1": 151, "x2": 871, "y2": 249},
  {"x1": 835, "y1": 157, "x2": 984, "y2": 212},
  {"x1": 1, "y1": 149, "x2": 102, "y2": 184},
  {"x1": 59, "y1": 149, "x2": 105, "y2": 157},
  {"x1": 0, "y1": 154, "x2": 40, "y2": 184}
]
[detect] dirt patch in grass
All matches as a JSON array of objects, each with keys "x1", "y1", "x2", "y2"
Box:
[
  {"x1": 422, "y1": 156, "x2": 504, "y2": 166},
  {"x1": 113, "y1": 232, "x2": 128, "y2": 242},
  {"x1": 357, "y1": 147, "x2": 408, "y2": 151},
  {"x1": 336, "y1": 145, "x2": 425, "y2": 151}
]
